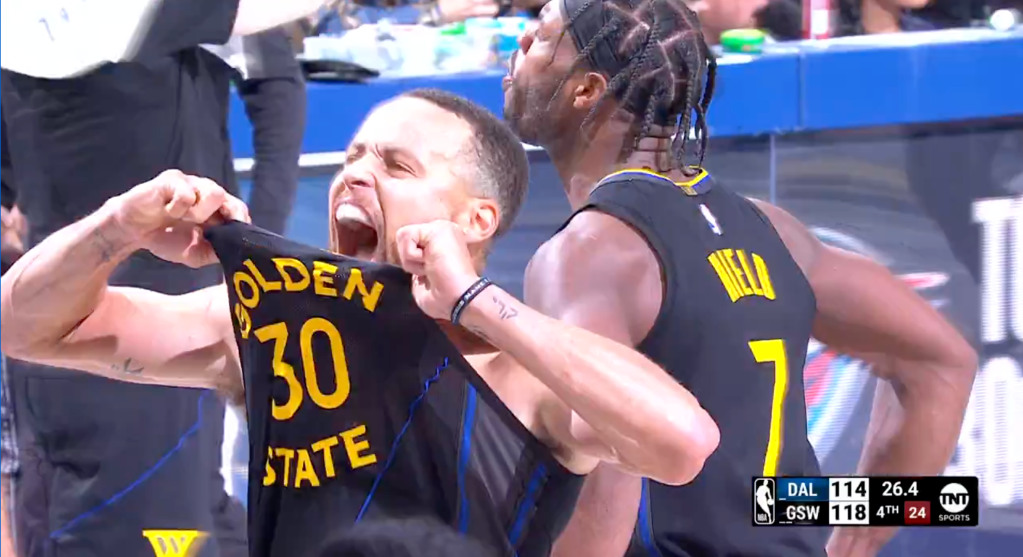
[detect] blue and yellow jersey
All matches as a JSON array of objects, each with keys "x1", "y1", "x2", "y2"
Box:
[{"x1": 207, "y1": 222, "x2": 583, "y2": 557}]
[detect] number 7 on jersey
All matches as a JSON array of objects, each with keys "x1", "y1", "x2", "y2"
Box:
[{"x1": 748, "y1": 339, "x2": 789, "y2": 476}]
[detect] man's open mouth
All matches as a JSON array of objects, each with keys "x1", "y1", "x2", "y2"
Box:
[{"x1": 334, "y1": 204, "x2": 380, "y2": 261}]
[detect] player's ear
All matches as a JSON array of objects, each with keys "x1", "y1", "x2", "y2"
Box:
[
  {"x1": 459, "y1": 198, "x2": 500, "y2": 245},
  {"x1": 572, "y1": 71, "x2": 607, "y2": 111}
]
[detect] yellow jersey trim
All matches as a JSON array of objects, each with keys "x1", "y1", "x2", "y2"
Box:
[{"x1": 599, "y1": 167, "x2": 711, "y2": 195}]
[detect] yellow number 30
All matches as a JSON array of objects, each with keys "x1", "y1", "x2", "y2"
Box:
[
  {"x1": 254, "y1": 318, "x2": 352, "y2": 421},
  {"x1": 748, "y1": 339, "x2": 789, "y2": 476}
]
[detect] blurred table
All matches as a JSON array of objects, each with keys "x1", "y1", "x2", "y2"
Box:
[{"x1": 229, "y1": 28, "x2": 1023, "y2": 158}]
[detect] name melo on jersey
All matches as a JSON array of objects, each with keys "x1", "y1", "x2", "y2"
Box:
[{"x1": 707, "y1": 248, "x2": 776, "y2": 303}]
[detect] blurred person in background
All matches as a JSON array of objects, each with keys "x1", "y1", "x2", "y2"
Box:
[
  {"x1": 2, "y1": 108, "x2": 21, "y2": 557},
  {"x1": 0, "y1": 1, "x2": 331, "y2": 556},
  {"x1": 852, "y1": 0, "x2": 985, "y2": 34},
  {"x1": 1, "y1": 114, "x2": 21, "y2": 276},
  {"x1": 692, "y1": 0, "x2": 775, "y2": 43},
  {"x1": 751, "y1": 0, "x2": 989, "y2": 40},
  {"x1": 306, "y1": 0, "x2": 544, "y2": 32},
  {"x1": 209, "y1": 28, "x2": 308, "y2": 236},
  {"x1": 308, "y1": 0, "x2": 498, "y2": 31},
  {"x1": 205, "y1": 27, "x2": 308, "y2": 507}
]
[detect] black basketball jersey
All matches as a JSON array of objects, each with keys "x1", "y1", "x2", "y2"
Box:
[
  {"x1": 562, "y1": 170, "x2": 826, "y2": 557},
  {"x1": 205, "y1": 222, "x2": 584, "y2": 557}
]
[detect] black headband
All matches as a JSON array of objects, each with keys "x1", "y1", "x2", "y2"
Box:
[
  {"x1": 561, "y1": 0, "x2": 681, "y2": 125},
  {"x1": 561, "y1": 0, "x2": 628, "y2": 79}
]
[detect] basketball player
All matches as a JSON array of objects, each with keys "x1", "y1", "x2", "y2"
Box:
[
  {"x1": 755, "y1": 480, "x2": 774, "y2": 520},
  {"x1": 502, "y1": 1, "x2": 978, "y2": 557},
  {"x1": 1, "y1": 90, "x2": 719, "y2": 557}
]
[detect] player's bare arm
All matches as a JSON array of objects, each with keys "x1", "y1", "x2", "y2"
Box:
[
  {"x1": 752, "y1": 199, "x2": 978, "y2": 557},
  {"x1": 0, "y1": 171, "x2": 248, "y2": 398},
  {"x1": 523, "y1": 210, "x2": 721, "y2": 479},
  {"x1": 396, "y1": 219, "x2": 719, "y2": 486},
  {"x1": 540, "y1": 209, "x2": 698, "y2": 557}
]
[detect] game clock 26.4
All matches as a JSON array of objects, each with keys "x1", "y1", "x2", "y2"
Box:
[{"x1": 881, "y1": 480, "x2": 920, "y2": 498}]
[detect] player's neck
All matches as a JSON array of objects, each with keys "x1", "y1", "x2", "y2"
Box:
[{"x1": 550, "y1": 123, "x2": 679, "y2": 211}]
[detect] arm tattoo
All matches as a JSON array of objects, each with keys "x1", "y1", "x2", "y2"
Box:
[
  {"x1": 492, "y1": 295, "x2": 519, "y2": 321},
  {"x1": 112, "y1": 358, "x2": 145, "y2": 375}
]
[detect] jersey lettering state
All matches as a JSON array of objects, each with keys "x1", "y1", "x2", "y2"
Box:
[
  {"x1": 206, "y1": 222, "x2": 583, "y2": 557},
  {"x1": 561, "y1": 171, "x2": 826, "y2": 557}
]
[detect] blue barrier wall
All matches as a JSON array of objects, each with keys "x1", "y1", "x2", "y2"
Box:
[
  {"x1": 230, "y1": 29, "x2": 1023, "y2": 157},
  {"x1": 230, "y1": 28, "x2": 1023, "y2": 557}
]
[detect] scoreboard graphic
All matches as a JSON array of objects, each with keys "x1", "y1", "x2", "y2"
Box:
[{"x1": 752, "y1": 477, "x2": 979, "y2": 527}]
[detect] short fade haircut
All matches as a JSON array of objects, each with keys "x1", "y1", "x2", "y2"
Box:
[
  {"x1": 401, "y1": 88, "x2": 530, "y2": 237},
  {"x1": 317, "y1": 518, "x2": 499, "y2": 557}
]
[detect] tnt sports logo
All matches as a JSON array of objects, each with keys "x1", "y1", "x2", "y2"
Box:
[
  {"x1": 939, "y1": 483, "x2": 970, "y2": 514},
  {"x1": 143, "y1": 530, "x2": 208, "y2": 557},
  {"x1": 753, "y1": 478, "x2": 776, "y2": 525}
]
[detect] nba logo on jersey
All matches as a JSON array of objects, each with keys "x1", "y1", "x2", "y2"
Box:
[
  {"x1": 753, "y1": 478, "x2": 776, "y2": 525},
  {"x1": 700, "y1": 204, "x2": 722, "y2": 236}
]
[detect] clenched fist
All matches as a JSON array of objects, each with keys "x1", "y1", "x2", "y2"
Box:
[
  {"x1": 112, "y1": 170, "x2": 250, "y2": 268},
  {"x1": 396, "y1": 221, "x2": 482, "y2": 321}
]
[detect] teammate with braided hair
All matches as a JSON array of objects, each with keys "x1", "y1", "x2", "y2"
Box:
[{"x1": 504, "y1": 1, "x2": 977, "y2": 557}]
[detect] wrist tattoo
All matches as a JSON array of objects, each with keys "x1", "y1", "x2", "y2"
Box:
[
  {"x1": 90, "y1": 228, "x2": 122, "y2": 263},
  {"x1": 112, "y1": 358, "x2": 145, "y2": 375},
  {"x1": 492, "y1": 295, "x2": 519, "y2": 321},
  {"x1": 467, "y1": 325, "x2": 493, "y2": 343}
]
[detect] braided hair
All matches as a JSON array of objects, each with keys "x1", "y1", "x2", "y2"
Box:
[{"x1": 554, "y1": 0, "x2": 717, "y2": 175}]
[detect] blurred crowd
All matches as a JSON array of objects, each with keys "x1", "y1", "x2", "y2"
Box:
[
  {"x1": 290, "y1": 0, "x2": 1020, "y2": 42},
  {"x1": 0, "y1": 1, "x2": 1019, "y2": 557}
]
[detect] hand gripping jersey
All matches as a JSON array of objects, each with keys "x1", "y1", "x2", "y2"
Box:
[
  {"x1": 206, "y1": 222, "x2": 583, "y2": 557},
  {"x1": 561, "y1": 170, "x2": 827, "y2": 557}
]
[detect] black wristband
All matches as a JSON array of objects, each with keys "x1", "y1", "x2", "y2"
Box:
[{"x1": 451, "y1": 277, "x2": 494, "y2": 326}]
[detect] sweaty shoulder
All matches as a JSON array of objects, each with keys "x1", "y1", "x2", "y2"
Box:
[{"x1": 525, "y1": 210, "x2": 661, "y2": 347}]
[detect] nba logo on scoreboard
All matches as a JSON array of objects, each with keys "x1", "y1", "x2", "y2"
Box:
[{"x1": 753, "y1": 478, "x2": 776, "y2": 525}]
